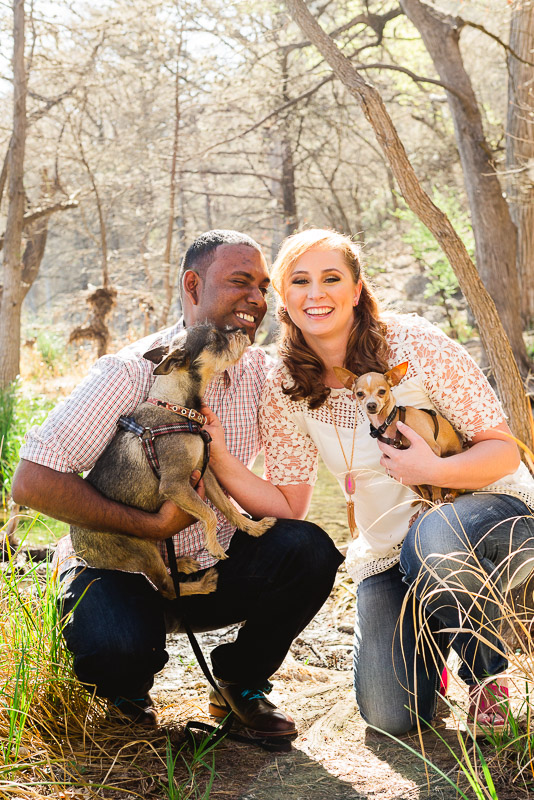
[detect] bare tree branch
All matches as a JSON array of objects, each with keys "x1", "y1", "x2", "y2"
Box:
[
  {"x1": 464, "y1": 19, "x2": 534, "y2": 68},
  {"x1": 0, "y1": 198, "x2": 79, "y2": 252}
]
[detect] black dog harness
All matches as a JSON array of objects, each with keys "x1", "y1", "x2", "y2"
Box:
[
  {"x1": 369, "y1": 405, "x2": 439, "y2": 449},
  {"x1": 118, "y1": 398, "x2": 211, "y2": 480}
]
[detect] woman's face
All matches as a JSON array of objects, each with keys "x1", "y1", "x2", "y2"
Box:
[{"x1": 283, "y1": 248, "x2": 361, "y2": 346}]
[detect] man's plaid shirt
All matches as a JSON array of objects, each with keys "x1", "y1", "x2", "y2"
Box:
[{"x1": 20, "y1": 322, "x2": 272, "y2": 574}]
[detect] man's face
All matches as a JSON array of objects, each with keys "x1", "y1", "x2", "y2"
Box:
[{"x1": 188, "y1": 244, "x2": 270, "y2": 343}]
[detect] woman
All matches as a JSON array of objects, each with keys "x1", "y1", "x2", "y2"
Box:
[{"x1": 204, "y1": 228, "x2": 534, "y2": 736}]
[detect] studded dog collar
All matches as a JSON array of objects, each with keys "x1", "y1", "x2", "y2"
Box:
[{"x1": 146, "y1": 397, "x2": 206, "y2": 426}]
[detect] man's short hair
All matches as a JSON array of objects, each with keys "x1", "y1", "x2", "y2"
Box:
[{"x1": 178, "y1": 230, "x2": 262, "y2": 301}]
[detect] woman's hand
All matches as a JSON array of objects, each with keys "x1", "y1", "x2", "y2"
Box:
[
  {"x1": 200, "y1": 403, "x2": 228, "y2": 470},
  {"x1": 378, "y1": 419, "x2": 520, "y2": 490},
  {"x1": 378, "y1": 422, "x2": 441, "y2": 486}
]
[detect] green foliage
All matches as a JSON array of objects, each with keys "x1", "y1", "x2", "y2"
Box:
[
  {"x1": 395, "y1": 189, "x2": 476, "y2": 341},
  {"x1": 160, "y1": 729, "x2": 220, "y2": 800},
  {"x1": 35, "y1": 330, "x2": 67, "y2": 371},
  {"x1": 0, "y1": 384, "x2": 17, "y2": 493},
  {"x1": 0, "y1": 382, "x2": 55, "y2": 498},
  {"x1": 15, "y1": 513, "x2": 68, "y2": 547},
  {"x1": 370, "y1": 715, "x2": 500, "y2": 800},
  {"x1": 0, "y1": 551, "x2": 75, "y2": 771}
]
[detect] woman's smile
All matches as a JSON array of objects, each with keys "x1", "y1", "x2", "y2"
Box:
[
  {"x1": 304, "y1": 306, "x2": 334, "y2": 317},
  {"x1": 284, "y1": 248, "x2": 361, "y2": 341}
]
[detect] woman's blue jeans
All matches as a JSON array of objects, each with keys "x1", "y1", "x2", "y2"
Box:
[{"x1": 353, "y1": 493, "x2": 534, "y2": 735}]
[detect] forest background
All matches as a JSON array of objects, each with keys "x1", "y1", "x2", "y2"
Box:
[
  {"x1": 2, "y1": 2, "x2": 534, "y2": 799},
  {"x1": 2, "y1": 0, "x2": 534, "y2": 404}
]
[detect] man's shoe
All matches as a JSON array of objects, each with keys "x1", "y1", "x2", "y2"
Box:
[
  {"x1": 208, "y1": 679, "x2": 297, "y2": 739},
  {"x1": 108, "y1": 694, "x2": 158, "y2": 728}
]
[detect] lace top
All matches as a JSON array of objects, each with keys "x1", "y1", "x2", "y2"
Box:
[{"x1": 259, "y1": 313, "x2": 534, "y2": 585}]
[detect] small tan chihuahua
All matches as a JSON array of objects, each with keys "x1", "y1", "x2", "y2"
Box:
[{"x1": 333, "y1": 361, "x2": 464, "y2": 507}]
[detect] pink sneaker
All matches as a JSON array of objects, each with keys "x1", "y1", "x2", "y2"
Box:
[
  {"x1": 468, "y1": 679, "x2": 510, "y2": 737},
  {"x1": 439, "y1": 666, "x2": 448, "y2": 697}
]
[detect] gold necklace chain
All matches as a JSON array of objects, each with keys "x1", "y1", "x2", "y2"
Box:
[
  {"x1": 325, "y1": 395, "x2": 358, "y2": 537},
  {"x1": 325, "y1": 397, "x2": 356, "y2": 472}
]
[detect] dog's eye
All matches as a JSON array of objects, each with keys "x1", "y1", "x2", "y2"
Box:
[
  {"x1": 378, "y1": 389, "x2": 386, "y2": 396},
  {"x1": 356, "y1": 391, "x2": 364, "y2": 399}
]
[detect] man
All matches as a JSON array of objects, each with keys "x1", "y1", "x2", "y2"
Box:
[{"x1": 12, "y1": 230, "x2": 343, "y2": 739}]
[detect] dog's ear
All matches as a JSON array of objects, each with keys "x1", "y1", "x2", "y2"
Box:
[
  {"x1": 152, "y1": 339, "x2": 190, "y2": 375},
  {"x1": 384, "y1": 361, "x2": 409, "y2": 387},
  {"x1": 143, "y1": 345, "x2": 169, "y2": 365},
  {"x1": 333, "y1": 366, "x2": 358, "y2": 390}
]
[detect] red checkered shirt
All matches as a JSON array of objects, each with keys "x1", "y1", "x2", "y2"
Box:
[{"x1": 20, "y1": 321, "x2": 272, "y2": 574}]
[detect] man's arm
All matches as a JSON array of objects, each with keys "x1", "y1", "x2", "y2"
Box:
[{"x1": 12, "y1": 459, "x2": 198, "y2": 541}]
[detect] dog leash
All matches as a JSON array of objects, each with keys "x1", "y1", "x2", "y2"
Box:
[
  {"x1": 120, "y1": 410, "x2": 292, "y2": 751},
  {"x1": 165, "y1": 539, "x2": 293, "y2": 752}
]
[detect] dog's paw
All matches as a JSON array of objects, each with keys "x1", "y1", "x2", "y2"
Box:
[
  {"x1": 160, "y1": 584, "x2": 177, "y2": 600},
  {"x1": 176, "y1": 556, "x2": 200, "y2": 574},
  {"x1": 208, "y1": 544, "x2": 228, "y2": 561},
  {"x1": 244, "y1": 516, "x2": 277, "y2": 537},
  {"x1": 197, "y1": 567, "x2": 218, "y2": 594}
]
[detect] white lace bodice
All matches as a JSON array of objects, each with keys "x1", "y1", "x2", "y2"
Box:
[{"x1": 259, "y1": 313, "x2": 534, "y2": 584}]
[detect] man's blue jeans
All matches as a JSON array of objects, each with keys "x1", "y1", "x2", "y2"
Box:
[
  {"x1": 353, "y1": 493, "x2": 534, "y2": 735},
  {"x1": 58, "y1": 520, "x2": 343, "y2": 700}
]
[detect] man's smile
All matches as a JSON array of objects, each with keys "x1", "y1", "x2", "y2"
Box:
[{"x1": 235, "y1": 311, "x2": 256, "y2": 325}]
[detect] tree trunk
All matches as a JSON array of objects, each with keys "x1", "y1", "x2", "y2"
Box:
[
  {"x1": 280, "y1": 50, "x2": 298, "y2": 237},
  {"x1": 0, "y1": 0, "x2": 26, "y2": 390},
  {"x1": 160, "y1": 36, "x2": 183, "y2": 329},
  {"x1": 506, "y1": 3, "x2": 534, "y2": 327},
  {"x1": 20, "y1": 216, "x2": 50, "y2": 297},
  {"x1": 285, "y1": 0, "x2": 534, "y2": 452},
  {"x1": 400, "y1": 0, "x2": 531, "y2": 378},
  {"x1": 281, "y1": 136, "x2": 298, "y2": 236}
]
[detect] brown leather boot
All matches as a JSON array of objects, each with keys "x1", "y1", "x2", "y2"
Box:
[
  {"x1": 108, "y1": 694, "x2": 158, "y2": 728},
  {"x1": 209, "y1": 680, "x2": 297, "y2": 739}
]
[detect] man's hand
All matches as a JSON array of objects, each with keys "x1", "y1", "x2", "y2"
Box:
[{"x1": 378, "y1": 421, "x2": 441, "y2": 486}]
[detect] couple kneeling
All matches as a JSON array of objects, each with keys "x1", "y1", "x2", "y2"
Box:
[{"x1": 13, "y1": 228, "x2": 534, "y2": 740}]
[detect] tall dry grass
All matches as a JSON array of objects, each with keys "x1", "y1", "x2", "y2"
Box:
[
  {"x1": 0, "y1": 540, "x2": 220, "y2": 799},
  {"x1": 396, "y1": 499, "x2": 534, "y2": 798}
]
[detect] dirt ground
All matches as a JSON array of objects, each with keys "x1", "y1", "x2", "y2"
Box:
[{"x1": 150, "y1": 574, "x2": 495, "y2": 800}]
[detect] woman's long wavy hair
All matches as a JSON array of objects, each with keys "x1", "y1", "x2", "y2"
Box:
[{"x1": 270, "y1": 229, "x2": 389, "y2": 409}]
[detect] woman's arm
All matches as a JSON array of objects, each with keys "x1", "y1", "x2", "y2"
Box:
[
  {"x1": 202, "y1": 403, "x2": 313, "y2": 520},
  {"x1": 379, "y1": 420, "x2": 520, "y2": 489},
  {"x1": 382, "y1": 318, "x2": 521, "y2": 489}
]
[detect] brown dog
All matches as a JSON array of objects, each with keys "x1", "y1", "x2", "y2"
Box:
[
  {"x1": 333, "y1": 361, "x2": 464, "y2": 507},
  {"x1": 70, "y1": 324, "x2": 276, "y2": 599}
]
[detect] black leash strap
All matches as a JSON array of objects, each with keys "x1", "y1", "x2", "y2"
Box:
[
  {"x1": 165, "y1": 539, "x2": 290, "y2": 752},
  {"x1": 164, "y1": 538, "x2": 234, "y2": 749}
]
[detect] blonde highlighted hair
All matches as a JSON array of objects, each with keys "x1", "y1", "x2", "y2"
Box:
[{"x1": 271, "y1": 229, "x2": 389, "y2": 409}]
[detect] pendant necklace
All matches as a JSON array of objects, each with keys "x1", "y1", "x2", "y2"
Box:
[{"x1": 325, "y1": 396, "x2": 358, "y2": 538}]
